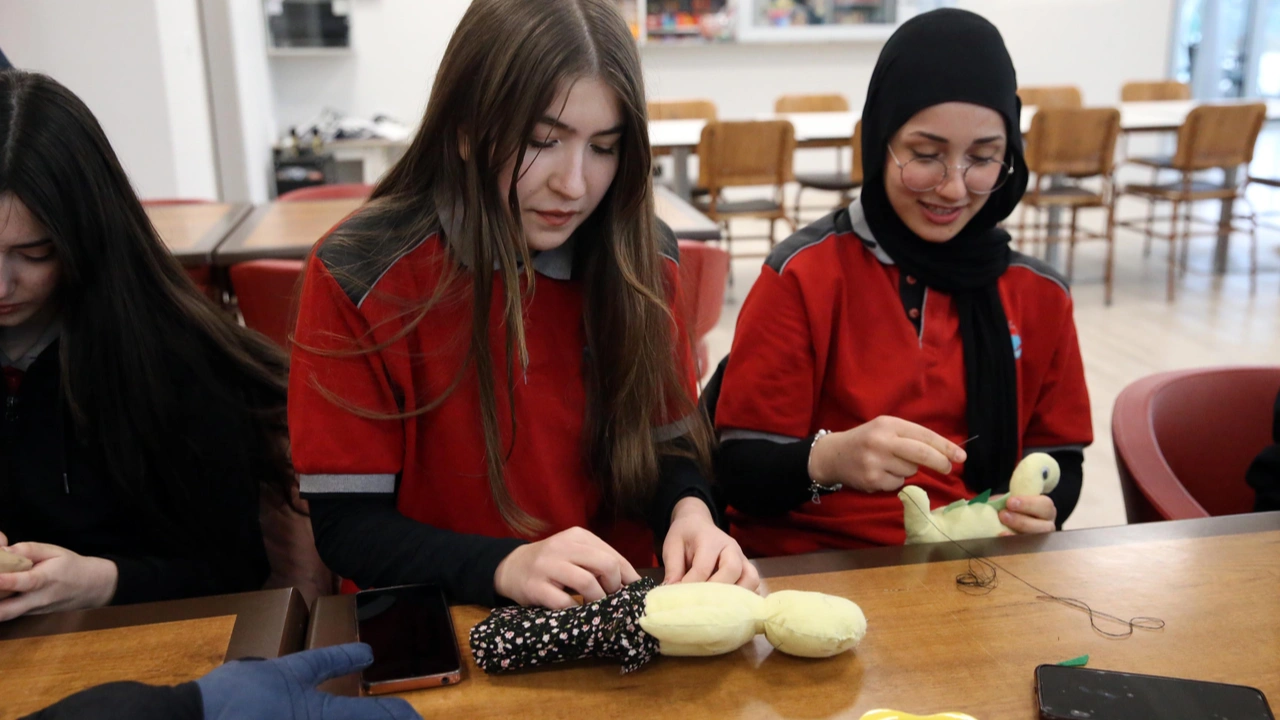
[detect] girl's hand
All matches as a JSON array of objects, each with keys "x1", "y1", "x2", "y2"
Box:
[{"x1": 661, "y1": 497, "x2": 760, "y2": 591}]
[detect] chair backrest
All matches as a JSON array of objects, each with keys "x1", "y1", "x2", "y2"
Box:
[
  {"x1": 775, "y1": 94, "x2": 850, "y2": 114},
  {"x1": 1112, "y1": 366, "x2": 1280, "y2": 522},
  {"x1": 1017, "y1": 85, "x2": 1083, "y2": 110},
  {"x1": 229, "y1": 259, "x2": 306, "y2": 348},
  {"x1": 676, "y1": 240, "x2": 730, "y2": 341},
  {"x1": 697, "y1": 120, "x2": 795, "y2": 193},
  {"x1": 849, "y1": 120, "x2": 864, "y2": 185},
  {"x1": 278, "y1": 183, "x2": 373, "y2": 202},
  {"x1": 1120, "y1": 80, "x2": 1191, "y2": 102},
  {"x1": 1171, "y1": 103, "x2": 1268, "y2": 171},
  {"x1": 648, "y1": 99, "x2": 718, "y2": 121},
  {"x1": 1024, "y1": 107, "x2": 1121, "y2": 177}
]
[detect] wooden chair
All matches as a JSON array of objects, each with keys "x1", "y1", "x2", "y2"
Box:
[
  {"x1": 1017, "y1": 86, "x2": 1083, "y2": 110},
  {"x1": 693, "y1": 120, "x2": 796, "y2": 257},
  {"x1": 1015, "y1": 108, "x2": 1121, "y2": 304},
  {"x1": 1120, "y1": 80, "x2": 1191, "y2": 102},
  {"x1": 774, "y1": 94, "x2": 850, "y2": 114},
  {"x1": 649, "y1": 99, "x2": 718, "y2": 159},
  {"x1": 1116, "y1": 103, "x2": 1267, "y2": 301},
  {"x1": 793, "y1": 120, "x2": 861, "y2": 224}
]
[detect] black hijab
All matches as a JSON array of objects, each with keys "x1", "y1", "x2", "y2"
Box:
[{"x1": 860, "y1": 8, "x2": 1030, "y2": 493}]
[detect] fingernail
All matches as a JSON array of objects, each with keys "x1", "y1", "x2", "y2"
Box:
[
  {"x1": 955, "y1": 450, "x2": 967, "y2": 462},
  {"x1": 1009, "y1": 498, "x2": 1020, "y2": 511}
]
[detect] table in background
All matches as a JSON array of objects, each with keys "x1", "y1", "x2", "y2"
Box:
[
  {"x1": 0, "y1": 588, "x2": 308, "y2": 717},
  {"x1": 306, "y1": 513, "x2": 1280, "y2": 719},
  {"x1": 146, "y1": 202, "x2": 252, "y2": 267},
  {"x1": 215, "y1": 186, "x2": 720, "y2": 265}
]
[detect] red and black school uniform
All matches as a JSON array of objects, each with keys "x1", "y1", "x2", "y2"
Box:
[
  {"x1": 289, "y1": 215, "x2": 712, "y2": 605},
  {"x1": 714, "y1": 198, "x2": 1093, "y2": 557}
]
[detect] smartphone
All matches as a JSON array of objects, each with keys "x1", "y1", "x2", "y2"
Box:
[
  {"x1": 1036, "y1": 664, "x2": 1274, "y2": 720},
  {"x1": 355, "y1": 584, "x2": 463, "y2": 694}
]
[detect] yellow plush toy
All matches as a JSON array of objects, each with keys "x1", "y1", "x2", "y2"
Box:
[
  {"x1": 860, "y1": 711, "x2": 979, "y2": 720},
  {"x1": 0, "y1": 547, "x2": 33, "y2": 600},
  {"x1": 639, "y1": 583, "x2": 868, "y2": 659},
  {"x1": 899, "y1": 453, "x2": 1060, "y2": 544}
]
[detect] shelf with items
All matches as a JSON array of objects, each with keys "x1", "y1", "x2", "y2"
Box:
[
  {"x1": 739, "y1": 0, "x2": 903, "y2": 42},
  {"x1": 263, "y1": 0, "x2": 351, "y2": 52}
]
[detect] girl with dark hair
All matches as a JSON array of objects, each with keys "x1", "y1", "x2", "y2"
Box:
[
  {"x1": 0, "y1": 70, "x2": 294, "y2": 619},
  {"x1": 290, "y1": 0, "x2": 756, "y2": 609},
  {"x1": 713, "y1": 9, "x2": 1093, "y2": 555}
]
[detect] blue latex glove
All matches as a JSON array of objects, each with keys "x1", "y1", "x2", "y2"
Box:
[{"x1": 197, "y1": 642, "x2": 421, "y2": 720}]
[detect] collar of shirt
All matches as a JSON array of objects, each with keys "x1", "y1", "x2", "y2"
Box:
[
  {"x1": 847, "y1": 193, "x2": 895, "y2": 266},
  {"x1": 436, "y1": 190, "x2": 576, "y2": 281},
  {"x1": 0, "y1": 318, "x2": 62, "y2": 371}
]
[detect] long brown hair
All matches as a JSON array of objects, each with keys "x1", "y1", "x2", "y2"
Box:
[
  {"x1": 0, "y1": 70, "x2": 293, "y2": 544},
  {"x1": 315, "y1": 0, "x2": 713, "y2": 536}
]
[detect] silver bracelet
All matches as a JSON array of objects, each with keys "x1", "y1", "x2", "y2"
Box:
[{"x1": 807, "y1": 429, "x2": 843, "y2": 504}]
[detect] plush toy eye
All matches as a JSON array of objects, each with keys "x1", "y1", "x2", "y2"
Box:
[{"x1": 1042, "y1": 468, "x2": 1050, "y2": 480}]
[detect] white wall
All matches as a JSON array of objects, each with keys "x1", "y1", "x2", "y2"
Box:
[
  {"x1": 268, "y1": 0, "x2": 1175, "y2": 133},
  {"x1": 0, "y1": 0, "x2": 218, "y2": 200}
]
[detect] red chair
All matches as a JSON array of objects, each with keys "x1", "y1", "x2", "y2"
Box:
[
  {"x1": 1112, "y1": 366, "x2": 1280, "y2": 522},
  {"x1": 229, "y1": 259, "x2": 305, "y2": 348},
  {"x1": 676, "y1": 240, "x2": 730, "y2": 376},
  {"x1": 141, "y1": 198, "x2": 220, "y2": 301},
  {"x1": 277, "y1": 183, "x2": 373, "y2": 202}
]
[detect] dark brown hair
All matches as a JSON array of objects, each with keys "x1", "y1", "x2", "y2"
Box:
[
  {"x1": 316, "y1": 0, "x2": 713, "y2": 535},
  {"x1": 0, "y1": 69, "x2": 293, "y2": 544}
]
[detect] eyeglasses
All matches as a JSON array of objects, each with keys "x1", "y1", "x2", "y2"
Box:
[{"x1": 887, "y1": 145, "x2": 1012, "y2": 195}]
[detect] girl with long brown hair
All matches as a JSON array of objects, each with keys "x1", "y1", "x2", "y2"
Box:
[
  {"x1": 0, "y1": 70, "x2": 293, "y2": 620},
  {"x1": 290, "y1": 0, "x2": 756, "y2": 608}
]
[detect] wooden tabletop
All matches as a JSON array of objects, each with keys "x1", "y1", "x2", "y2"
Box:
[
  {"x1": 214, "y1": 192, "x2": 721, "y2": 265},
  {"x1": 145, "y1": 202, "x2": 252, "y2": 265},
  {"x1": 0, "y1": 588, "x2": 307, "y2": 717},
  {"x1": 306, "y1": 513, "x2": 1280, "y2": 718}
]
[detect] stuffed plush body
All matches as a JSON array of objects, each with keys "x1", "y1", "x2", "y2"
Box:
[
  {"x1": 0, "y1": 548, "x2": 33, "y2": 601},
  {"x1": 859, "y1": 711, "x2": 978, "y2": 720},
  {"x1": 470, "y1": 578, "x2": 867, "y2": 674},
  {"x1": 899, "y1": 453, "x2": 1060, "y2": 545}
]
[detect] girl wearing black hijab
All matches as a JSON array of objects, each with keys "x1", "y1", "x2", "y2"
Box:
[{"x1": 712, "y1": 8, "x2": 1093, "y2": 556}]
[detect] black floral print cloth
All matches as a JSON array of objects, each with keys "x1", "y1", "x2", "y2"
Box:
[{"x1": 469, "y1": 577, "x2": 660, "y2": 675}]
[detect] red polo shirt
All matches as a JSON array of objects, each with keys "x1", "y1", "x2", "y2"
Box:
[
  {"x1": 715, "y1": 202, "x2": 1092, "y2": 556},
  {"x1": 289, "y1": 224, "x2": 697, "y2": 568}
]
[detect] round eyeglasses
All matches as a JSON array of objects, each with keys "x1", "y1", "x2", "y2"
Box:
[{"x1": 887, "y1": 145, "x2": 1012, "y2": 195}]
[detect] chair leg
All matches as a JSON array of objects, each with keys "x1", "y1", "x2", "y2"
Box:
[
  {"x1": 1143, "y1": 169, "x2": 1158, "y2": 257},
  {"x1": 1104, "y1": 198, "x2": 1117, "y2": 307},
  {"x1": 768, "y1": 218, "x2": 777, "y2": 248},
  {"x1": 1178, "y1": 200, "x2": 1192, "y2": 277},
  {"x1": 1167, "y1": 199, "x2": 1180, "y2": 302},
  {"x1": 1066, "y1": 207, "x2": 1079, "y2": 283},
  {"x1": 1249, "y1": 207, "x2": 1259, "y2": 296},
  {"x1": 793, "y1": 185, "x2": 804, "y2": 228}
]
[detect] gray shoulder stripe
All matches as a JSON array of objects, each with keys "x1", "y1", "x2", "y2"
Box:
[
  {"x1": 720, "y1": 429, "x2": 807, "y2": 444},
  {"x1": 654, "y1": 414, "x2": 696, "y2": 444},
  {"x1": 765, "y1": 210, "x2": 846, "y2": 274},
  {"x1": 299, "y1": 473, "x2": 397, "y2": 495},
  {"x1": 655, "y1": 218, "x2": 680, "y2": 266},
  {"x1": 1008, "y1": 251, "x2": 1070, "y2": 295}
]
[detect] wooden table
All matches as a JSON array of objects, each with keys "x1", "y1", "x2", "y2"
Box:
[
  {"x1": 0, "y1": 588, "x2": 308, "y2": 717},
  {"x1": 305, "y1": 513, "x2": 1280, "y2": 718},
  {"x1": 145, "y1": 202, "x2": 252, "y2": 266},
  {"x1": 214, "y1": 187, "x2": 720, "y2": 265}
]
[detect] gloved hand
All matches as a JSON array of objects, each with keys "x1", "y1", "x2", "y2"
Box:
[{"x1": 197, "y1": 643, "x2": 421, "y2": 720}]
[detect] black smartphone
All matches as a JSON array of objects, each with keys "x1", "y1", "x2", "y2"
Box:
[
  {"x1": 355, "y1": 584, "x2": 463, "y2": 694},
  {"x1": 1036, "y1": 664, "x2": 1274, "y2": 720}
]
